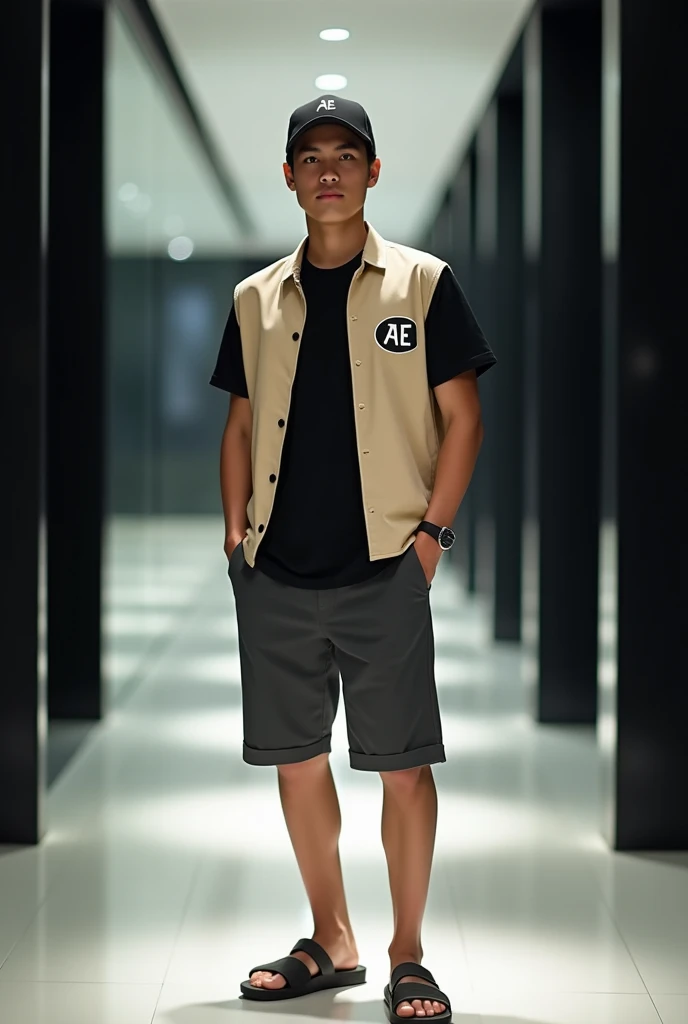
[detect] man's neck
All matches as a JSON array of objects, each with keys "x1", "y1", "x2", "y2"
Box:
[{"x1": 304, "y1": 215, "x2": 368, "y2": 269}]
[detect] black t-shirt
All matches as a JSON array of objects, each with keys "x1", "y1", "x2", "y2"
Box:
[{"x1": 210, "y1": 253, "x2": 495, "y2": 589}]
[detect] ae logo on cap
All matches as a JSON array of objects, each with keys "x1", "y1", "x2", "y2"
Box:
[{"x1": 375, "y1": 317, "x2": 418, "y2": 353}]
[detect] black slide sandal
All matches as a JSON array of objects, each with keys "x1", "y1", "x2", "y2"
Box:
[
  {"x1": 384, "y1": 962, "x2": 452, "y2": 1024},
  {"x1": 240, "y1": 937, "x2": 367, "y2": 1002}
]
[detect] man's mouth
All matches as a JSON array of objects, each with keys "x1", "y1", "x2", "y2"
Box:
[{"x1": 316, "y1": 192, "x2": 345, "y2": 200}]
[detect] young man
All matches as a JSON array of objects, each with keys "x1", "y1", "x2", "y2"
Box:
[{"x1": 210, "y1": 95, "x2": 495, "y2": 1023}]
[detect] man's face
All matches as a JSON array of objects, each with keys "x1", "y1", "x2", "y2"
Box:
[{"x1": 284, "y1": 124, "x2": 380, "y2": 222}]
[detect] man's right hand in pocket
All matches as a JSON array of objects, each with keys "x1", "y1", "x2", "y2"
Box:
[{"x1": 224, "y1": 533, "x2": 246, "y2": 562}]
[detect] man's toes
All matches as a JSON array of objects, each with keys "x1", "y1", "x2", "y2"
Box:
[
  {"x1": 432, "y1": 1002, "x2": 445, "y2": 1014},
  {"x1": 412, "y1": 999, "x2": 426, "y2": 1016},
  {"x1": 396, "y1": 1002, "x2": 415, "y2": 1017},
  {"x1": 423, "y1": 999, "x2": 435, "y2": 1016},
  {"x1": 249, "y1": 971, "x2": 285, "y2": 989},
  {"x1": 261, "y1": 972, "x2": 286, "y2": 989}
]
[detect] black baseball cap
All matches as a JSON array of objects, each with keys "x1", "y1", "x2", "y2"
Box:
[{"x1": 286, "y1": 95, "x2": 376, "y2": 162}]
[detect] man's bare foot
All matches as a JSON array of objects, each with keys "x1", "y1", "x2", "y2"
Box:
[
  {"x1": 249, "y1": 932, "x2": 359, "y2": 990},
  {"x1": 390, "y1": 955, "x2": 446, "y2": 1018},
  {"x1": 394, "y1": 976, "x2": 446, "y2": 1018}
]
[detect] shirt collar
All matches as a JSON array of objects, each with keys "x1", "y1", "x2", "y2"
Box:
[{"x1": 280, "y1": 222, "x2": 387, "y2": 284}]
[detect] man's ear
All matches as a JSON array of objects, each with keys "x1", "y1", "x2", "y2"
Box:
[
  {"x1": 283, "y1": 162, "x2": 296, "y2": 191},
  {"x1": 368, "y1": 157, "x2": 381, "y2": 190}
]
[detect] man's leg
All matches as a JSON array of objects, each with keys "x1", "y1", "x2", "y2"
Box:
[
  {"x1": 229, "y1": 556, "x2": 355, "y2": 989},
  {"x1": 380, "y1": 765, "x2": 446, "y2": 1018},
  {"x1": 249, "y1": 753, "x2": 359, "y2": 990}
]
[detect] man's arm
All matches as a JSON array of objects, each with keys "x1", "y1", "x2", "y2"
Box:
[
  {"x1": 414, "y1": 369, "x2": 484, "y2": 581},
  {"x1": 221, "y1": 394, "x2": 253, "y2": 560}
]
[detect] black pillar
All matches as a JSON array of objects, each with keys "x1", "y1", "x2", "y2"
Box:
[
  {"x1": 523, "y1": 5, "x2": 602, "y2": 722},
  {"x1": 0, "y1": 0, "x2": 49, "y2": 844},
  {"x1": 493, "y1": 89, "x2": 524, "y2": 641},
  {"x1": 449, "y1": 153, "x2": 477, "y2": 587},
  {"x1": 600, "y1": 0, "x2": 688, "y2": 849},
  {"x1": 47, "y1": 0, "x2": 106, "y2": 720},
  {"x1": 473, "y1": 105, "x2": 498, "y2": 598}
]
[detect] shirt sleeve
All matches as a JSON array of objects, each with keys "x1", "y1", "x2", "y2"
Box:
[
  {"x1": 425, "y1": 266, "x2": 497, "y2": 389},
  {"x1": 209, "y1": 303, "x2": 249, "y2": 398}
]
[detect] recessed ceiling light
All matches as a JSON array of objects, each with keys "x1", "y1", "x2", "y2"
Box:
[
  {"x1": 320, "y1": 28, "x2": 350, "y2": 42},
  {"x1": 315, "y1": 74, "x2": 347, "y2": 91},
  {"x1": 168, "y1": 236, "x2": 194, "y2": 261}
]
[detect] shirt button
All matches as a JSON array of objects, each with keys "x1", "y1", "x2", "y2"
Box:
[
  {"x1": 355, "y1": 360, "x2": 362, "y2": 366},
  {"x1": 363, "y1": 449, "x2": 370, "y2": 455},
  {"x1": 278, "y1": 418, "x2": 285, "y2": 427},
  {"x1": 269, "y1": 474, "x2": 276, "y2": 483},
  {"x1": 350, "y1": 315, "x2": 358, "y2": 321},
  {"x1": 358, "y1": 403, "x2": 365, "y2": 410},
  {"x1": 369, "y1": 508, "x2": 375, "y2": 513},
  {"x1": 258, "y1": 524, "x2": 265, "y2": 533},
  {"x1": 292, "y1": 332, "x2": 299, "y2": 341}
]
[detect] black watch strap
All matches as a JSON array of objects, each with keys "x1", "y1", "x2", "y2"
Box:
[
  {"x1": 417, "y1": 520, "x2": 456, "y2": 550},
  {"x1": 417, "y1": 520, "x2": 441, "y2": 542}
]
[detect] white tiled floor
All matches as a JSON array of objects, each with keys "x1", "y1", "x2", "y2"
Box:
[{"x1": 1, "y1": 518, "x2": 686, "y2": 1024}]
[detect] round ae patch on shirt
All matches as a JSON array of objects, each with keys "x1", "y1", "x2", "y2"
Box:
[{"x1": 374, "y1": 316, "x2": 418, "y2": 353}]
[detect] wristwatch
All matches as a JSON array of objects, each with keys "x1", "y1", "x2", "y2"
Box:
[{"x1": 417, "y1": 520, "x2": 456, "y2": 551}]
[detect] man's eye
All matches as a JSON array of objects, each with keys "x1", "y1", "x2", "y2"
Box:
[
  {"x1": 341, "y1": 153, "x2": 354, "y2": 160},
  {"x1": 304, "y1": 156, "x2": 317, "y2": 163}
]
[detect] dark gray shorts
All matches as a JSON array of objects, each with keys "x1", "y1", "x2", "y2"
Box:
[{"x1": 227, "y1": 543, "x2": 445, "y2": 772}]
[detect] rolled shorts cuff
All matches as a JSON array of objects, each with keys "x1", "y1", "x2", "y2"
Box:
[
  {"x1": 243, "y1": 735, "x2": 331, "y2": 767},
  {"x1": 349, "y1": 743, "x2": 446, "y2": 772}
]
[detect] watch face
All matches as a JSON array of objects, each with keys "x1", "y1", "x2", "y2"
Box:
[{"x1": 438, "y1": 527, "x2": 456, "y2": 550}]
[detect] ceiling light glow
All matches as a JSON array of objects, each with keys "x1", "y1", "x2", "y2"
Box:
[
  {"x1": 118, "y1": 182, "x2": 139, "y2": 202},
  {"x1": 320, "y1": 28, "x2": 350, "y2": 42},
  {"x1": 315, "y1": 74, "x2": 347, "y2": 91},
  {"x1": 127, "y1": 192, "x2": 152, "y2": 215},
  {"x1": 168, "y1": 236, "x2": 194, "y2": 261}
]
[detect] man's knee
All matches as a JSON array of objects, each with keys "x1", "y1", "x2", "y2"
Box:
[
  {"x1": 379, "y1": 764, "x2": 429, "y2": 793},
  {"x1": 277, "y1": 751, "x2": 329, "y2": 782}
]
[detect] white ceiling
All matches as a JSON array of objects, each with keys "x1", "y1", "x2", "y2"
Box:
[
  {"x1": 106, "y1": 11, "x2": 241, "y2": 257},
  {"x1": 120, "y1": 0, "x2": 533, "y2": 256}
]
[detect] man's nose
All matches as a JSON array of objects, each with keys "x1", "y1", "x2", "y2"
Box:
[{"x1": 320, "y1": 168, "x2": 340, "y2": 183}]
